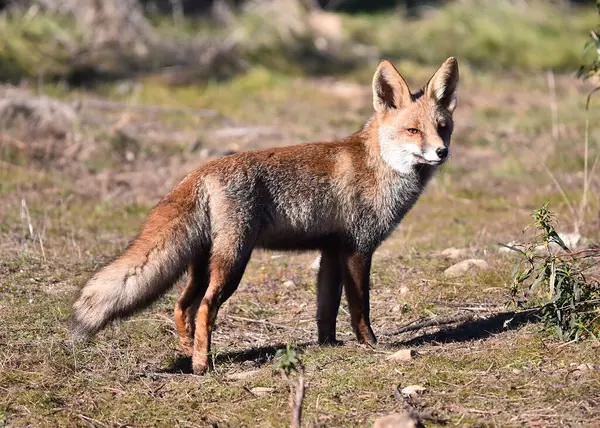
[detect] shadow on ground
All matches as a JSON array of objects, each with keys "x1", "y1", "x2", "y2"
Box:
[
  {"x1": 389, "y1": 310, "x2": 540, "y2": 348},
  {"x1": 161, "y1": 311, "x2": 539, "y2": 373}
]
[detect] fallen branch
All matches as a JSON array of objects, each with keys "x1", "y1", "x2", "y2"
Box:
[
  {"x1": 426, "y1": 301, "x2": 505, "y2": 312},
  {"x1": 381, "y1": 313, "x2": 478, "y2": 337}
]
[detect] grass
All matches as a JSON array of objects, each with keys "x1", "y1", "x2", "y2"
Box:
[
  {"x1": 2, "y1": 1, "x2": 600, "y2": 426},
  {"x1": 0, "y1": 10, "x2": 78, "y2": 82},
  {"x1": 343, "y1": 0, "x2": 598, "y2": 71},
  {"x1": 1, "y1": 0, "x2": 598, "y2": 83}
]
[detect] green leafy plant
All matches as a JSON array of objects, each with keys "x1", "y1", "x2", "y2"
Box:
[
  {"x1": 577, "y1": 1, "x2": 600, "y2": 80},
  {"x1": 506, "y1": 204, "x2": 600, "y2": 341},
  {"x1": 275, "y1": 343, "x2": 303, "y2": 375}
]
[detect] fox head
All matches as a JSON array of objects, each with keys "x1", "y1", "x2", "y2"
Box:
[{"x1": 372, "y1": 57, "x2": 459, "y2": 174}]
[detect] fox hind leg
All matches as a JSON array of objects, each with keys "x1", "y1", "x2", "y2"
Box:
[
  {"x1": 316, "y1": 249, "x2": 343, "y2": 345},
  {"x1": 192, "y1": 244, "x2": 253, "y2": 375},
  {"x1": 174, "y1": 254, "x2": 210, "y2": 357}
]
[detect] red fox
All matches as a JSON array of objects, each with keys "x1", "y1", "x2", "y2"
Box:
[{"x1": 71, "y1": 58, "x2": 459, "y2": 374}]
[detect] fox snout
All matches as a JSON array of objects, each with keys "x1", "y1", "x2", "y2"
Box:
[{"x1": 420, "y1": 144, "x2": 449, "y2": 165}]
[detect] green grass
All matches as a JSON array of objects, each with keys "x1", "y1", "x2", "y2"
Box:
[
  {"x1": 343, "y1": 0, "x2": 597, "y2": 71},
  {"x1": 0, "y1": 10, "x2": 78, "y2": 82},
  {"x1": 2, "y1": 0, "x2": 597, "y2": 83}
]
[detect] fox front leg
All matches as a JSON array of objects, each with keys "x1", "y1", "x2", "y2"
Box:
[{"x1": 341, "y1": 251, "x2": 377, "y2": 345}]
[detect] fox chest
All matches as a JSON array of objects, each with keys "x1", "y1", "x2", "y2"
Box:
[{"x1": 348, "y1": 174, "x2": 425, "y2": 251}]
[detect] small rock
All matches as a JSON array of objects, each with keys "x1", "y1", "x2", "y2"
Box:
[
  {"x1": 569, "y1": 363, "x2": 596, "y2": 379},
  {"x1": 372, "y1": 411, "x2": 421, "y2": 428},
  {"x1": 250, "y1": 387, "x2": 274, "y2": 396},
  {"x1": 386, "y1": 349, "x2": 417, "y2": 362},
  {"x1": 226, "y1": 369, "x2": 261, "y2": 381},
  {"x1": 401, "y1": 385, "x2": 427, "y2": 397},
  {"x1": 439, "y1": 247, "x2": 468, "y2": 260},
  {"x1": 399, "y1": 286, "x2": 409, "y2": 295},
  {"x1": 309, "y1": 255, "x2": 321, "y2": 270},
  {"x1": 576, "y1": 363, "x2": 596, "y2": 371},
  {"x1": 443, "y1": 259, "x2": 490, "y2": 278},
  {"x1": 282, "y1": 280, "x2": 295, "y2": 288}
]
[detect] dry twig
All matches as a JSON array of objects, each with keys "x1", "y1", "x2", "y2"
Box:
[
  {"x1": 381, "y1": 313, "x2": 478, "y2": 337},
  {"x1": 281, "y1": 369, "x2": 305, "y2": 428}
]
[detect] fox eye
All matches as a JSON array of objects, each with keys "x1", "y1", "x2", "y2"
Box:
[{"x1": 407, "y1": 128, "x2": 420, "y2": 135}]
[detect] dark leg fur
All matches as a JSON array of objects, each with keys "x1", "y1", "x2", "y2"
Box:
[
  {"x1": 340, "y1": 251, "x2": 377, "y2": 345},
  {"x1": 316, "y1": 249, "x2": 343, "y2": 345}
]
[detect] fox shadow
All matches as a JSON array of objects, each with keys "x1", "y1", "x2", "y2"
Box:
[
  {"x1": 387, "y1": 310, "x2": 539, "y2": 348},
  {"x1": 161, "y1": 310, "x2": 538, "y2": 373},
  {"x1": 162, "y1": 342, "x2": 314, "y2": 374}
]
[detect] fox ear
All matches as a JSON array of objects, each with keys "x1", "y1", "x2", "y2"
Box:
[
  {"x1": 426, "y1": 57, "x2": 459, "y2": 113},
  {"x1": 372, "y1": 60, "x2": 412, "y2": 114}
]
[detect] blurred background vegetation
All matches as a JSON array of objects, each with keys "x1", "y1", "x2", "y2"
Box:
[{"x1": 1, "y1": 0, "x2": 599, "y2": 85}]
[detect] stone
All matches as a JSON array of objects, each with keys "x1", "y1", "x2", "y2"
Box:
[{"x1": 443, "y1": 259, "x2": 490, "y2": 278}]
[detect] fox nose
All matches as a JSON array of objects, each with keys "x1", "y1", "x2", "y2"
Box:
[{"x1": 436, "y1": 147, "x2": 448, "y2": 159}]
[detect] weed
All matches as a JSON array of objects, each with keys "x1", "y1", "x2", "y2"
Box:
[
  {"x1": 507, "y1": 203, "x2": 600, "y2": 341},
  {"x1": 275, "y1": 343, "x2": 303, "y2": 375}
]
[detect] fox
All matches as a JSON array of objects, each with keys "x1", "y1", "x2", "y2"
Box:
[{"x1": 70, "y1": 58, "x2": 459, "y2": 374}]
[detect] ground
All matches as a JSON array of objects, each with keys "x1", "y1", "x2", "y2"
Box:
[{"x1": 2, "y1": 5, "x2": 600, "y2": 427}]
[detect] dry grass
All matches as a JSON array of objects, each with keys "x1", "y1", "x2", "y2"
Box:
[{"x1": 2, "y1": 24, "x2": 600, "y2": 427}]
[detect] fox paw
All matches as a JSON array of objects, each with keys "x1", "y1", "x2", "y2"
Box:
[{"x1": 192, "y1": 357, "x2": 210, "y2": 375}]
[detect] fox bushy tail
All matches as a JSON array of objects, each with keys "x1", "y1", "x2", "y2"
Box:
[{"x1": 70, "y1": 184, "x2": 206, "y2": 338}]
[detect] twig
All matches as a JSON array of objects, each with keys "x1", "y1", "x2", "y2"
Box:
[
  {"x1": 38, "y1": 232, "x2": 46, "y2": 263},
  {"x1": 580, "y1": 86, "x2": 600, "y2": 230},
  {"x1": 228, "y1": 315, "x2": 296, "y2": 330},
  {"x1": 291, "y1": 375, "x2": 305, "y2": 428},
  {"x1": 568, "y1": 248, "x2": 600, "y2": 257},
  {"x1": 546, "y1": 70, "x2": 559, "y2": 140},
  {"x1": 281, "y1": 369, "x2": 305, "y2": 428},
  {"x1": 20, "y1": 199, "x2": 34, "y2": 239},
  {"x1": 381, "y1": 313, "x2": 477, "y2": 337},
  {"x1": 428, "y1": 301, "x2": 505, "y2": 310},
  {"x1": 76, "y1": 413, "x2": 108, "y2": 427}
]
